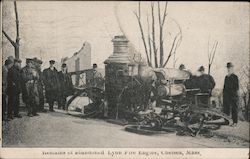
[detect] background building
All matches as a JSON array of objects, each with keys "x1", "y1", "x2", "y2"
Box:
[{"x1": 60, "y1": 42, "x2": 91, "y2": 85}]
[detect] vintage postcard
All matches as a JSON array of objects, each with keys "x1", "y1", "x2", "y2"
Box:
[{"x1": 1, "y1": 1, "x2": 249, "y2": 159}]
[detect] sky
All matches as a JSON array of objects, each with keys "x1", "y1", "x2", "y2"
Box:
[{"x1": 2, "y1": 1, "x2": 249, "y2": 89}]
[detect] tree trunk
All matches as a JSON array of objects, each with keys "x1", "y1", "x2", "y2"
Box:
[
  {"x1": 14, "y1": 1, "x2": 20, "y2": 59},
  {"x1": 208, "y1": 64, "x2": 211, "y2": 75},
  {"x1": 134, "y1": 2, "x2": 150, "y2": 66},
  {"x1": 247, "y1": 91, "x2": 250, "y2": 121},
  {"x1": 159, "y1": 26, "x2": 164, "y2": 67},
  {"x1": 151, "y1": 3, "x2": 158, "y2": 68},
  {"x1": 2, "y1": 1, "x2": 20, "y2": 59},
  {"x1": 15, "y1": 45, "x2": 19, "y2": 59}
]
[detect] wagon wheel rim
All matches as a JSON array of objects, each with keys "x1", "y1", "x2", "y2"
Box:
[{"x1": 66, "y1": 87, "x2": 105, "y2": 112}]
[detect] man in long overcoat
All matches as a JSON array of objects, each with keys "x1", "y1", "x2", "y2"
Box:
[
  {"x1": 7, "y1": 59, "x2": 22, "y2": 119},
  {"x1": 223, "y1": 62, "x2": 239, "y2": 127},
  {"x1": 21, "y1": 58, "x2": 39, "y2": 116},
  {"x1": 33, "y1": 58, "x2": 46, "y2": 112},
  {"x1": 43, "y1": 60, "x2": 60, "y2": 111},
  {"x1": 196, "y1": 66, "x2": 216, "y2": 106},
  {"x1": 2, "y1": 59, "x2": 14, "y2": 120},
  {"x1": 58, "y1": 63, "x2": 74, "y2": 110}
]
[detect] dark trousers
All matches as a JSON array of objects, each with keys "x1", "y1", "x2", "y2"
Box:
[
  {"x1": 39, "y1": 96, "x2": 45, "y2": 110},
  {"x1": 58, "y1": 94, "x2": 66, "y2": 109},
  {"x1": 2, "y1": 94, "x2": 7, "y2": 118},
  {"x1": 7, "y1": 93, "x2": 20, "y2": 117},
  {"x1": 26, "y1": 82, "x2": 39, "y2": 115},
  {"x1": 38, "y1": 86, "x2": 45, "y2": 111},
  {"x1": 46, "y1": 90, "x2": 57, "y2": 110},
  {"x1": 223, "y1": 95, "x2": 238, "y2": 123}
]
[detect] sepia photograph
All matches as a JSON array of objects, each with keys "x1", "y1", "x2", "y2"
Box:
[{"x1": 1, "y1": 0, "x2": 249, "y2": 159}]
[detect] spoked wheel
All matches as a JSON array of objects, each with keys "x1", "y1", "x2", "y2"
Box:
[
  {"x1": 66, "y1": 87, "x2": 105, "y2": 118},
  {"x1": 125, "y1": 112, "x2": 176, "y2": 135}
]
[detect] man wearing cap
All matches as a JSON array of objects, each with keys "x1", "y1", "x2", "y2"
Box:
[
  {"x1": 33, "y1": 58, "x2": 46, "y2": 112},
  {"x1": 2, "y1": 59, "x2": 14, "y2": 121},
  {"x1": 21, "y1": 58, "x2": 39, "y2": 117},
  {"x1": 58, "y1": 63, "x2": 74, "y2": 110},
  {"x1": 7, "y1": 58, "x2": 22, "y2": 119},
  {"x1": 90, "y1": 63, "x2": 103, "y2": 88},
  {"x1": 179, "y1": 64, "x2": 186, "y2": 71},
  {"x1": 7, "y1": 56, "x2": 15, "y2": 63},
  {"x1": 223, "y1": 62, "x2": 239, "y2": 127},
  {"x1": 196, "y1": 66, "x2": 216, "y2": 106},
  {"x1": 43, "y1": 60, "x2": 60, "y2": 112}
]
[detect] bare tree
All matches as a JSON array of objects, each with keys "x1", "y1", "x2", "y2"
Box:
[
  {"x1": 133, "y1": 2, "x2": 151, "y2": 67},
  {"x1": 2, "y1": 1, "x2": 20, "y2": 59},
  {"x1": 146, "y1": 14, "x2": 152, "y2": 64},
  {"x1": 207, "y1": 39, "x2": 218, "y2": 75},
  {"x1": 162, "y1": 31, "x2": 182, "y2": 68},
  {"x1": 150, "y1": 2, "x2": 158, "y2": 68},
  {"x1": 158, "y1": 1, "x2": 168, "y2": 67},
  {"x1": 134, "y1": 1, "x2": 182, "y2": 68},
  {"x1": 239, "y1": 66, "x2": 250, "y2": 121}
]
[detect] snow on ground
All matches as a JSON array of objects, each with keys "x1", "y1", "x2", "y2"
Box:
[{"x1": 2, "y1": 108, "x2": 249, "y2": 148}]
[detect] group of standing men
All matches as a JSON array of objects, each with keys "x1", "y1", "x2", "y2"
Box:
[
  {"x1": 179, "y1": 62, "x2": 239, "y2": 126},
  {"x1": 2, "y1": 56, "x2": 74, "y2": 121}
]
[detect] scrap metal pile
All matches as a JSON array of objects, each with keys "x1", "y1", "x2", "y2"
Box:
[
  {"x1": 117, "y1": 68, "x2": 231, "y2": 137},
  {"x1": 66, "y1": 67, "x2": 231, "y2": 138},
  {"x1": 66, "y1": 35, "x2": 231, "y2": 138}
]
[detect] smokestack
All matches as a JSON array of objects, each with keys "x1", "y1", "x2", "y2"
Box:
[{"x1": 104, "y1": 35, "x2": 131, "y2": 64}]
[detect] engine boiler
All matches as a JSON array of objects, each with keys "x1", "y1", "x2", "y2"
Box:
[{"x1": 104, "y1": 35, "x2": 136, "y2": 117}]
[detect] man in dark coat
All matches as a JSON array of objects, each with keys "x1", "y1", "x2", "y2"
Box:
[
  {"x1": 2, "y1": 59, "x2": 14, "y2": 121},
  {"x1": 33, "y1": 58, "x2": 46, "y2": 112},
  {"x1": 21, "y1": 58, "x2": 39, "y2": 116},
  {"x1": 58, "y1": 63, "x2": 74, "y2": 110},
  {"x1": 7, "y1": 59, "x2": 22, "y2": 119},
  {"x1": 89, "y1": 63, "x2": 103, "y2": 88},
  {"x1": 223, "y1": 62, "x2": 239, "y2": 127},
  {"x1": 43, "y1": 60, "x2": 60, "y2": 111},
  {"x1": 196, "y1": 66, "x2": 216, "y2": 106}
]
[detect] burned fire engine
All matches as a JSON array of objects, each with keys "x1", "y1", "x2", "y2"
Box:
[{"x1": 66, "y1": 35, "x2": 231, "y2": 137}]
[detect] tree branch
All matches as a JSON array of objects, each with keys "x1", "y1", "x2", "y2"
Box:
[
  {"x1": 14, "y1": 1, "x2": 20, "y2": 44},
  {"x1": 151, "y1": 2, "x2": 158, "y2": 68},
  {"x1": 208, "y1": 40, "x2": 216, "y2": 63},
  {"x1": 162, "y1": 2, "x2": 168, "y2": 26},
  {"x1": 158, "y1": 1, "x2": 164, "y2": 67},
  {"x1": 2, "y1": 30, "x2": 16, "y2": 47},
  {"x1": 147, "y1": 14, "x2": 152, "y2": 66},
  {"x1": 157, "y1": 1, "x2": 161, "y2": 26},
  {"x1": 162, "y1": 33, "x2": 181, "y2": 67},
  {"x1": 162, "y1": 17, "x2": 182, "y2": 68},
  {"x1": 134, "y1": 2, "x2": 150, "y2": 66},
  {"x1": 210, "y1": 41, "x2": 218, "y2": 64},
  {"x1": 208, "y1": 40, "x2": 218, "y2": 74}
]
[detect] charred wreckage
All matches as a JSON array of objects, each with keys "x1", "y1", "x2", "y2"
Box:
[{"x1": 66, "y1": 35, "x2": 231, "y2": 137}]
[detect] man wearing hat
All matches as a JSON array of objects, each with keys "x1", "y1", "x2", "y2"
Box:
[
  {"x1": 7, "y1": 58, "x2": 22, "y2": 119},
  {"x1": 179, "y1": 64, "x2": 186, "y2": 71},
  {"x1": 2, "y1": 59, "x2": 14, "y2": 121},
  {"x1": 223, "y1": 62, "x2": 239, "y2": 127},
  {"x1": 196, "y1": 66, "x2": 216, "y2": 106},
  {"x1": 21, "y1": 58, "x2": 39, "y2": 117},
  {"x1": 58, "y1": 63, "x2": 74, "y2": 110},
  {"x1": 43, "y1": 60, "x2": 60, "y2": 112},
  {"x1": 7, "y1": 56, "x2": 15, "y2": 63},
  {"x1": 89, "y1": 63, "x2": 103, "y2": 88},
  {"x1": 33, "y1": 58, "x2": 46, "y2": 112}
]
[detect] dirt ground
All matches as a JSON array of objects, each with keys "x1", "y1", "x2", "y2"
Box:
[{"x1": 2, "y1": 107, "x2": 249, "y2": 148}]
